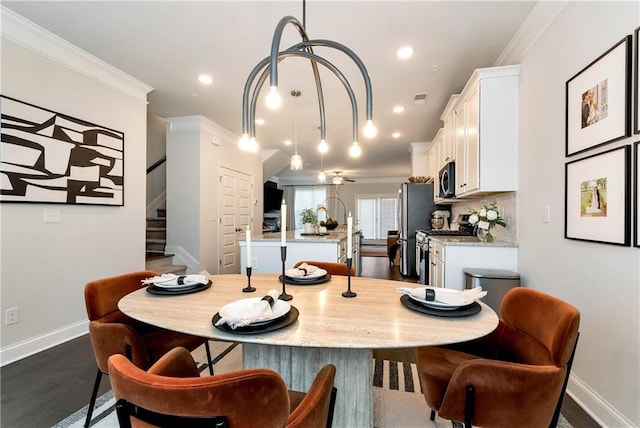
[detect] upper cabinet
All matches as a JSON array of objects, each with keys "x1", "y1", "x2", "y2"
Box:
[
  {"x1": 440, "y1": 94, "x2": 459, "y2": 166},
  {"x1": 454, "y1": 65, "x2": 520, "y2": 197}
]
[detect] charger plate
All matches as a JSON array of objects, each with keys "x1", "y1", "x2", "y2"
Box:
[
  {"x1": 279, "y1": 273, "x2": 332, "y2": 285},
  {"x1": 212, "y1": 306, "x2": 299, "y2": 334},
  {"x1": 400, "y1": 295, "x2": 481, "y2": 317},
  {"x1": 146, "y1": 281, "x2": 212, "y2": 295}
]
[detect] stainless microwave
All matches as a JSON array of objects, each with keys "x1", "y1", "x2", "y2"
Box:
[{"x1": 438, "y1": 161, "x2": 455, "y2": 198}]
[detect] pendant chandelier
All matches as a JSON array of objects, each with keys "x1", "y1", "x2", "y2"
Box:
[
  {"x1": 290, "y1": 90, "x2": 303, "y2": 170},
  {"x1": 239, "y1": 0, "x2": 376, "y2": 159}
]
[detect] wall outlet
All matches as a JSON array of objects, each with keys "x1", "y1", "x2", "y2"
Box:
[
  {"x1": 5, "y1": 307, "x2": 19, "y2": 325},
  {"x1": 542, "y1": 205, "x2": 551, "y2": 223},
  {"x1": 44, "y1": 209, "x2": 61, "y2": 223}
]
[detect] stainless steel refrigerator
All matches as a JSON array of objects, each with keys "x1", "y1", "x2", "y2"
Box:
[{"x1": 397, "y1": 182, "x2": 441, "y2": 276}]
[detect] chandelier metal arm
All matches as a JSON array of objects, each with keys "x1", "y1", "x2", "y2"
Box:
[
  {"x1": 291, "y1": 39, "x2": 374, "y2": 121},
  {"x1": 247, "y1": 50, "x2": 359, "y2": 144}
]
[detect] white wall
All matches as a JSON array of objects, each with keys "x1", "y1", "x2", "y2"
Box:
[
  {"x1": 165, "y1": 116, "x2": 263, "y2": 275},
  {"x1": 516, "y1": 2, "x2": 638, "y2": 426},
  {"x1": 0, "y1": 9, "x2": 151, "y2": 363}
]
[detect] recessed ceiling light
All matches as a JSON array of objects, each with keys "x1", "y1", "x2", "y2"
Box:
[
  {"x1": 198, "y1": 74, "x2": 213, "y2": 84},
  {"x1": 393, "y1": 105, "x2": 405, "y2": 114},
  {"x1": 255, "y1": 118, "x2": 265, "y2": 126},
  {"x1": 283, "y1": 139, "x2": 292, "y2": 146},
  {"x1": 392, "y1": 132, "x2": 401, "y2": 139},
  {"x1": 396, "y1": 45, "x2": 414, "y2": 59}
]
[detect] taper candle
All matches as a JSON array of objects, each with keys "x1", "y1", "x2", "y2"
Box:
[
  {"x1": 347, "y1": 212, "x2": 353, "y2": 256},
  {"x1": 281, "y1": 200, "x2": 287, "y2": 246},
  {"x1": 246, "y1": 225, "x2": 252, "y2": 268}
]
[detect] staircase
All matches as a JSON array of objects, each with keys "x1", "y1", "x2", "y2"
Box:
[{"x1": 145, "y1": 208, "x2": 187, "y2": 275}]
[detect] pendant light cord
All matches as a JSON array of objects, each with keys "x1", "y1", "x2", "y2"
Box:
[{"x1": 302, "y1": 0, "x2": 306, "y2": 29}]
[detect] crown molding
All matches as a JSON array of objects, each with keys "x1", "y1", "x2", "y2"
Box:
[
  {"x1": 494, "y1": 1, "x2": 569, "y2": 66},
  {"x1": 1, "y1": 6, "x2": 152, "y2": 102}
]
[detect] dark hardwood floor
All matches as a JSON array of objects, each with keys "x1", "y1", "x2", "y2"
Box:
[{"x1": 0, "y1": 254, "x2": 598, "y2": 427}]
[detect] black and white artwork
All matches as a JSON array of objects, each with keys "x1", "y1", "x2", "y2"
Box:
[{"x1": 0, "y1": 96, "x2": 124, "y2": 205}]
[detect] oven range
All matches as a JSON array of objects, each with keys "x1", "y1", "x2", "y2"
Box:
[{"x1": 415, "y1": 227, "x2": 474, "y2": 285}]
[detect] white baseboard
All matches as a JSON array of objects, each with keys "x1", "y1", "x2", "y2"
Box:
[
  {"x1": 164, "y1": 245, "x2": 199, "y2": 274},
  {"x1": 146, "y1": 191, "x2": 166, "y2": 218},
  {"x1": 567, "y1": 373, "x2": 635, "y2": 427},
  {"x1": 0, "y1": 320, "x2": 88, "y2": 367}
]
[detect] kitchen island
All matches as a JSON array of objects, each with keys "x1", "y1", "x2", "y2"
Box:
[{"x1": 239, "y1": 226, "x2": 361, "y2": 275}]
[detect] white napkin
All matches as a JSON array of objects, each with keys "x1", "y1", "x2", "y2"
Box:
[
  {"x1": 142, "y1": 274, "x2": 209, "y2": 288},
  {"x1": 397, "y1": 286, "x2": 487, "y2": 306},
  {"x1": 215, "y1": 289, "x2": 280, "y2": 329},
  {"x1": 285, "y1": 263, "x2": 320, "y2": 278}
]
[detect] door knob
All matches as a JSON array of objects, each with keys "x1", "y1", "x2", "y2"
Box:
[{"x1": 235, "y1": 227, "x2": 242, "y2": 232}]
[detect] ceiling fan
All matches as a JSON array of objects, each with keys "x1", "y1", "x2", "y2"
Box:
[{"x1": 331, "y1": 171, "x2": 355, "y2": 185}]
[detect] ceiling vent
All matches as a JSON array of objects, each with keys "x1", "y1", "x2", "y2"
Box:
[{"x1": 413, "y1": 92, "x2": 429, "y2": 106}]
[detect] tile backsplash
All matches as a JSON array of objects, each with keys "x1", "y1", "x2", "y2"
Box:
[{"x1": 450, "y1": 192, "x2": 517, "y2": 243}]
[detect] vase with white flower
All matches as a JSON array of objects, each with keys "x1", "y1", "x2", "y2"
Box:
[{"x1": 468, "y1": 203, "x2": 506, "y2": 242}]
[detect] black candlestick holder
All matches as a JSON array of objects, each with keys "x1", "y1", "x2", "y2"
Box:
[
  {"x1": 243, "y1": 266, "x2": 255, "y2": 292},
  {"x1": 342, "y1": 257, "x2": 356, "y2": 298},
  {"x1": 279, "y1": 246, "x2": 292, "y2": 301}
]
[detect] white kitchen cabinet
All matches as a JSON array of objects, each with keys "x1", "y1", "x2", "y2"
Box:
[
  {"x1": 454, "y1": 65, "x2": 520, "y2": 197},
  {"x1": 428, "y1": 237, "x2": 518, "y2": 290},
  {"x1": 440, "y1": 94, "x2": 459, "y2": 166}
]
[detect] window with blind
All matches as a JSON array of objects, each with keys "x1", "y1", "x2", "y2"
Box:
[
  {"x1": 293, "y1": 186, "x2": 327, "y2": 229},
  {"x1": 356, "y1": 194, "x2": 398, "y2": 243}
]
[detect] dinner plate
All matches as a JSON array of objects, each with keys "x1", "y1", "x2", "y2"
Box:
[
  {"x1": 146, "y1": 281, "x2": 212, "y2": 295},
  {"x1": 408, "y1": 295, "x2": 469, "y2": 310},
  {"x1": 285, "y1": 267, "x2": 328, "y2": 279},
  {"x1": 218, "y1": 297, "x2": 291, "y2": 325},
  {"x1": 149, "y1": 275, "x2": 209, "y2": 289},
  {"x1": 279, "y1": 273, "x2": 332, "y2": 285},
  {"x1": 400, "y1": 295, "x2": 481, "y2": 317},
  {"x1": 212, "y1": 306, "x2": 299, "y2": 334}
]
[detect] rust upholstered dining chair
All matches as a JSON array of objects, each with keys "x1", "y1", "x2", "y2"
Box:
[
  {"x1": 84, "y1": 270, "x2": 213, "y2": 428},
  {"x1": 293, "y1": 260, "x2": 355, "y2": 276},
  {"x1": 415, "y1": 287, "x2": 580, "y2": 428},
  {"x1": 108, "y1": 346, "x2": 338, "y2": 428}
]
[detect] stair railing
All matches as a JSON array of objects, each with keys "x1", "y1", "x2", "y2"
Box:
[{"x1": 147, "y1": 155, "x2": 166, "y2": 175}]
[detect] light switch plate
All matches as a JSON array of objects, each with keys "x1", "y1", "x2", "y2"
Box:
[{"x1": 44, "y1": 209, "x2": 61, "y2": 223}]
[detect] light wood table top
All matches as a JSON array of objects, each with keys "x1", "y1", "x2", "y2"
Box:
[{"x1": 119, "y1": 274, "x2": 498, "y2": 348}]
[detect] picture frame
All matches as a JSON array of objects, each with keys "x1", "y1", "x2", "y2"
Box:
[
  {"x1": 565, "y1": 35, "x2": 632, "y2": 156},
  {"x1": 564, "y1": 145, "x2": 631, "y2": 246},
  {"x1": 635, "y1": 27, "x2": 639, "y2": 135},
  {"x1": 634, "y1": 142, "x2": 639, "y2": 247},
  {"x1": 0, "y1": 95, "x2": 124, "y2": 206}
]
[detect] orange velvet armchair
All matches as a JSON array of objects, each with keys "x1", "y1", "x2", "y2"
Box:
[
  {"x1": 108, "y1": 347, "x2": 337, "y2": 428},
  {"x1": 293, "y1": 260, "x2": 355, "y2": 276},
  {"x1": 415, "y1": 287, "x2": 580, "y2": 428},
  {"x1": 84, "y1": 270, "x2": 213, "y2": 428}
]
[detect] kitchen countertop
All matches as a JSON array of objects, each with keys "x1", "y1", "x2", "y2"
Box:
[
  {"x1": 240, "y1": 226, "x2": 360, "y2": 243},
  {"x1": 429, "y1": 235, "x2": 519, "y2": 248}
]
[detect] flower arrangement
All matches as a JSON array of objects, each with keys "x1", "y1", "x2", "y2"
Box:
[{"x1": 468, "y1": 203, "x2": 506, "y2": 242}]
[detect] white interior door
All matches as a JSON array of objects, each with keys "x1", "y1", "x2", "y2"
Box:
[{"x1": 219, "y1": 167, "x2": 252, "y2": 274}]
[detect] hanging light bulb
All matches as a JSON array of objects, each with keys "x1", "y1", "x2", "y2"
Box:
[
  {"x1": 318, "y1": 139, "x2": 329, "y2": 153},
  {"x1": 239, "y1": 133, "x2": 250, "y2": 151},
  {"x1": 349, "y1": 142, "x2": 362, "y2": 158},
  {"x1": 248, "y1": 137, "x2": 259, "y2": 153},
  {"x1": 290, "y1": 154, "x2": 303, "y2": 170},
  {"x1": 363, "y1": 120, "x2": 377, "y2": 138},
  {"x1": 265, "y1": 85, "x2": 282, "y2": 109},
  {"x1": 290, "y1": 90, "x2": 303, "y2": 170}
]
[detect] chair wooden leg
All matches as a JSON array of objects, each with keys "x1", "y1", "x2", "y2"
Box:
[
  {"x1": 430, "y1": 409, "x2": 436, "y2": 421},
  {"x1": 326, "y1": 387, "x2": 337, "y2": 428},
  {"x1": 464, "y1": 385, "x2": 474, "y2": 428},
  {"x1": 204, "y1": 341, "x2": 214, "y2": 375},
  {"x1": 549, "y1": 333, "x2": 580, "y2": 428},
  {"x1": 84, "y1": 369, "x2": 103, "y2": 428}
]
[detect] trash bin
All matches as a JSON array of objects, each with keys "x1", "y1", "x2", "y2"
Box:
[{"x1": 464, "y1": 268, "x2": 520, "y2": 316}]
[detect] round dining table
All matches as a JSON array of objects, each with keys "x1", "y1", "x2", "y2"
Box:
[{"x1": 119, "y1": 273, "x2": 499, "y2": 428}]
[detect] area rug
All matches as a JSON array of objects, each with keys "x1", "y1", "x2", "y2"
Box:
[{"x1": 55, "y1": 348, "x2": 572, "y2": 428}]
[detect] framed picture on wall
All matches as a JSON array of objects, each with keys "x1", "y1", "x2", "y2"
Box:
[
  {"x1": 0, "y1": 95, "x2": 125, "y2": 206},
  {"x1": 565, "y1": 35, "x2": 632, "y2": 156},
  {"x1": 635, "y1": 27, "x2": 639, "y2": 135},
  {"x1": 565, "y1": 145, "x2": 631, "y2": 246},
  {"x1": 635, "y1": 142, "x2": 639, "y2": 247}
]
